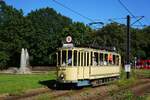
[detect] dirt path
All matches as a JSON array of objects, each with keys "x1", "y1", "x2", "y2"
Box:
[{"x1": 131, "y1": 81, "x2": 150, "y2": 96}]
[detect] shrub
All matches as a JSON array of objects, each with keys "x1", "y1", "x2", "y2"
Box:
[{"x1": 0, "y1": 51, "x2": 9, "y2": 70}]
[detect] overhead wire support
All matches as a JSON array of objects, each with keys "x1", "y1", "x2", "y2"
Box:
[
  {"x1": 52, "y1": 0, "x2": 94, "y2": 22},
  {"x1": 109, "y1": 16, "x2": 145, "y2": 28},
  {"x1": 131, "y1": 16, "x2": 144, "y2": 26},
  {"x1": 118, "y1": 0, "x2": 143, "y2": 26}
]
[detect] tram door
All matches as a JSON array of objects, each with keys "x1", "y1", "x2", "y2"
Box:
[
  {"x1": 84, "y1": 52, "x2": 90, "y2": 79},
  {"x1": 77, "y1": 52, "x2": 84, "y2": 79},
  {"x1": 77, "y1": 51, "x2": 90, "y2": 79}
]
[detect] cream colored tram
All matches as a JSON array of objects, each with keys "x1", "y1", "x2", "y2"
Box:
[{"x1": 56, "y1": 47, "x2": 121, "y2": 86}]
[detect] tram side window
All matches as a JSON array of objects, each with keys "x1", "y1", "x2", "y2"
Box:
[
  {"x1": 84, "y1": 52, "x2": 86, "y2": 66},
  {"x1": 116, "y1": 56, "x2": 119, "y2": 65},
  {"x1": 113, "y1": 55, "x2": 116, "y2": 65},
  {"x1": 104, "y1": 54, "x2": 108, "y2": 66},
  {"x1": 81, "y1": 52, "x2": 83, "y2": 66},
  {"x1": 62, "y1": 50, "x2": 66, "y2": 66},
  {"x1": 91, "y1": 52, "x2": 93, "y2": 66},
  {"x1": 87, "y1": 53, "x2": 89, "y2": 66},
  {"x1": 94, "y1": 52, "x2": 98, "y2": 66},
  {"x1": 78, "y1": 52, "x2": 80, "y2": 66},
  {"x1": 108, "y1": 54, "x2": 113, "y2": 65},
  {"x1": 100, "y1": 53, "x2": 103, "y2": 65},
  {"x1": 68, "y1": 50, "x2": 72, "y2": 66},
  {"x1": 74, "y1": 50, "x2": 77, "y2": 66}
]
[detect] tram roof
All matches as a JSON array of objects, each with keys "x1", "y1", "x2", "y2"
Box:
[{"x1": 58, "y1": 47, "x2": 120, "y2": 55}]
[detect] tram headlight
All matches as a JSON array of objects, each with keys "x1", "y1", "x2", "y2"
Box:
[{"x1": 59, "y1": 73, "x2": 65, "y2": 80}]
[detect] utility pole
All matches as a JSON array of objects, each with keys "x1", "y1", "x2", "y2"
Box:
[{"x1": 125, "y1": 15, "x2": 131, "y2": 79}]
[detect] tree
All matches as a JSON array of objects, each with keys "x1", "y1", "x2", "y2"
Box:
[
  {"x1": 26, "y1": 7, "x2": 73, "y2": 65},
  {"x1": 0, "y1": 1, "x2": 35, "y2": 67}
]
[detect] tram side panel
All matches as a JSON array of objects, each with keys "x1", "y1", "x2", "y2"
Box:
[
  {"x1": 77, "y1": 66, "x2": 90, "y2": 80},
  {"x1": 89, "y1": 66, "x2": 120, "y2": 79}
]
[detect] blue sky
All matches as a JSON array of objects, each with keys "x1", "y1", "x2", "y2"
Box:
[{"x1": 4, "y1": 0, "x2": 150, "y2": 27}]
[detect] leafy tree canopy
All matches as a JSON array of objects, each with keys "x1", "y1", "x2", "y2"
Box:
[{"x1": 0, "y1": 1, "x2": 150, "y2": 68}]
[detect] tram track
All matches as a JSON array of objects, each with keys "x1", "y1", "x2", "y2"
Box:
[
  {"x1": 1, "y1": 78, "x2": 150, "y2": 100},
  {"x1": 1, "y1": 87, "x2": 72, "y2": 100}
]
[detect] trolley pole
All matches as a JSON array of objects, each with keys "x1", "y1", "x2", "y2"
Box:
[{"x1": 125, "y1": 15, "x2": 131, "y2": 79}]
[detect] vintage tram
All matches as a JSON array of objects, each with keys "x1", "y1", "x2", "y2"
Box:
[{"x1": 56, "y1": 37, "x2": 121, "y2": 87}]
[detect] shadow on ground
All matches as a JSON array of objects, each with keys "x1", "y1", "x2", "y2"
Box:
[{"x1": 39, "y1": 80, "x2": 83, "y2": 90}]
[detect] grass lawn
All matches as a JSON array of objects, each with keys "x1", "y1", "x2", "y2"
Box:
[
  {"x1": 0, "y1": 71, "x2": 56, "y2": 95},
  {"x1": 133, "y1": 69, "x2": 150, "y2": 78}
]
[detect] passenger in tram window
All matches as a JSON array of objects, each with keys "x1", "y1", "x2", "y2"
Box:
[
  {"x1": 108, "y1": 54, "x2": 113, "y2": 65},
  {"x1": 109, "y1": 60, "x2": 112, "y2": 65},
  {"x1": 100, "y1": 53, "x2": 103, "y2": 66},
  {"x1": 94, "y1": 53, "x2": 98, "y2": 66},
  {"x1": 68, "y1": 50, "x2": 72, "y2": 66},
  {"x1": 99, "y1": 60, "x2": 103, "y2": 66},
  {"x1": 104, "y1": 54, "x2": 108, "y2": 66},
  {"x1": 62, "y1": 50, "x2": 66, "y2": 66},
  {"x1": 68, "y1": 58, "x2": 72, "y2": 65},
  {"x1": 93, "y1": 57, "x2": 97, "y2": 66},
  {"x1": 104, "y1": 60, "x2": 107, "y2": 65},
  {"x1": 62, "y1": 61, "x2": 66, "y2": 66}
]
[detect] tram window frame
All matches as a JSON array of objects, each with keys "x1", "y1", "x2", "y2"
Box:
[
  {"x1": 94, "y1": 52, "x2": 98, "y2": 66},
  {"x1": 68, "y1": 50, "x2": 72, "y2": 66},
  {"x1": 74, "y1": 50, "x2": 77, "y2": 66},
  {"x1": 62, "y1": 50, "x2": 66, "y2": 66}
]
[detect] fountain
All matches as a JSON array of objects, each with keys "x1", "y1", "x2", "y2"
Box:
[{"x1": 18, "y1": 48, "x2": 31, "y2": 74}]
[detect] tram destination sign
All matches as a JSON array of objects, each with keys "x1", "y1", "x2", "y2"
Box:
[{"x1": 63, "y1": 43, "x2": 74, "y2": 48}]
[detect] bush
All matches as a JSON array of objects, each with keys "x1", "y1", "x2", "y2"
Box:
[{"x1": 0, "y1": 51, "x2": 9, "y2": 70}]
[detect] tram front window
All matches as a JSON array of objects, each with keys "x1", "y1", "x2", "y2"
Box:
[
  {"x1": 68, "y1": 50, "x2": 72, "y2": 66},
  {"x1": 62, "y1": 50, "x2": 66, "y2": 66}
]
